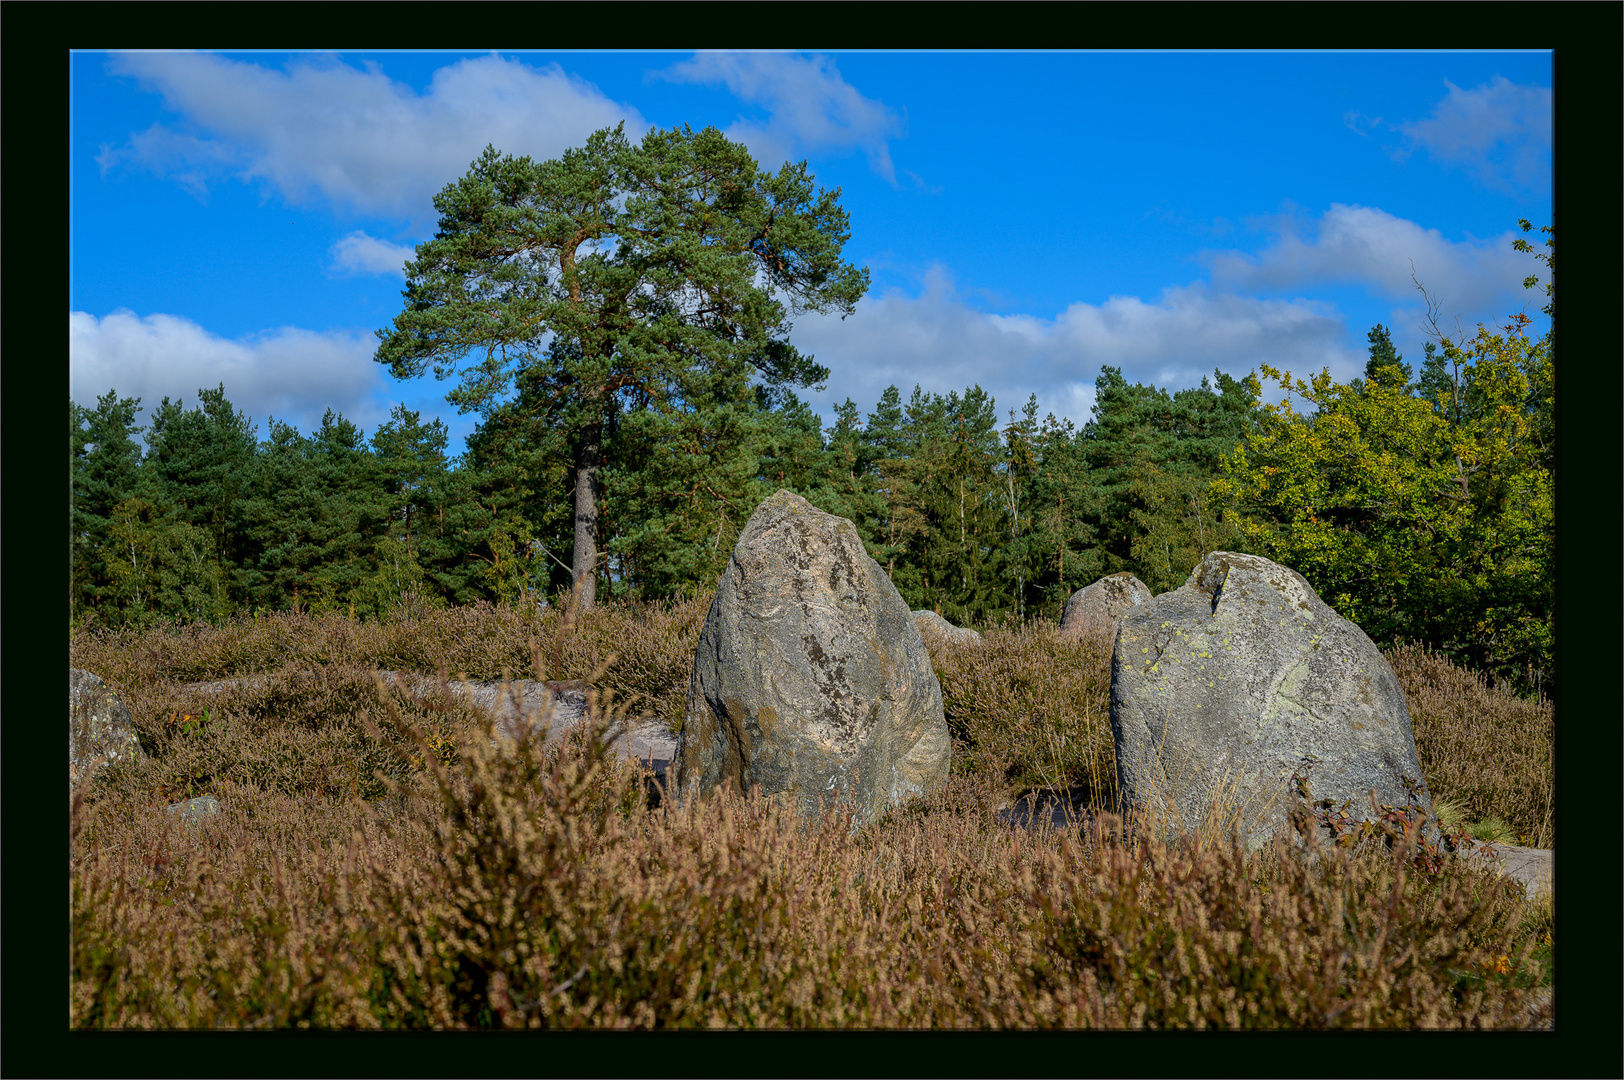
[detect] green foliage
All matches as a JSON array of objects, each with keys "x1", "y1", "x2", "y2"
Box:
[
  {"x1": 140, "y1": 384, "x2": 259, "y2": 580},
  {"x1": 1077, "y1": 366, "x2": 1258, "y2": 595},
  {"x1": 1212, "y1": 225, "x2": 1553, "y2": 696},
  {"x1": 71, "y1": 216, "x2": 1550, "y2": 712},
  {"x1": 103, "y1": 497, "x2": 232, "y2": 626},
  {"x1": 71, "y1": 390, "x2": 147, "y2": 617},
  {"x1": 236, "y1": 411, "x2": 390, "y2": 613},
  {"x1": 374, "y1": 124, "x2": 869, "y2": 605}
]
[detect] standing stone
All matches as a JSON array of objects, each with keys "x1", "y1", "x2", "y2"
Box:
[
  {"x1": 677, "y1": 491, "x2": 950, "y2": 825},
  {"x1": 70, "y1": 668, "x2": 145, "y2": 786},
  {"x1": 912, "y1": 610, "x2": 982, "y2": 647},
  {"x1": 1059, "y1": 573, "x2": 1153, "y2": 638},
  {"x1": 1110, "y1": 552, "x2": 1433, "y2": 850}
]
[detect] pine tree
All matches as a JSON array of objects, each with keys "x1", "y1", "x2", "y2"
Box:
[
  {"x1": 375, "y1": 124, "x2": 868, "y2": 609},
  {"x1": 139, "y1": 385, "x2": 258, "y2": 599},
  {"x1": 70, "y1": 391, "x2": 145, "y2": 620}
]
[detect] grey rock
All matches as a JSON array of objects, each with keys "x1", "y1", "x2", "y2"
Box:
[
  {"x1": 912, "y1": 609, "x2": 982, "y2": 646},
  {"x1": 70, "y1": 668, "x2": 144, "y2": 785},
  {"x1": 677, "y1": 490, "x2": 951, "y2": 826},
  {"x1": 1059, "y1": 573, "x2": 1153, "y2": 638},
  {"x1": 465, "y1": 678, "x2": 591, "y2": 743},
  {"x1": 1110, "y1": 551, "x2": 1433, "y2": 850},
  {"x1": 613, "y1": 719, "x2": 678, "y2": 779},
  {"x1": 372, "y1": 671, "x2": 590, "y2": 743},
  {"x1": 1458, "y1": 838, "x2": 1553, "y2": 904},
  {"x1": 165, "y1": 794, "x2": 221, "y2": 825},
  {"x1": 192, "y1": 671, "x2": 657, "y2": 767}
]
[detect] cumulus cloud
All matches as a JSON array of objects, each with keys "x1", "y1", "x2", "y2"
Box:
[
  {"x1": 97, "y1": 52, "x2": 647, "y2": 222},
  {"x1": 658, "y1": 52, "x2": 904, "y2": 181},
  {"x1": 1204, "y1": 204, "x2": 1538, "y2": 328},
  {"x1": 790, "y1": 267, "x2": 1360, "y2": 429},
  {"x1": 1349, "y1": 77, "x2": 1551, "y2": 196},
  {"x1": 70, "y1": 309, "x2": 388, "y2": 437},
  {"x1": 330, "y1": 231, "x2": 415, "y2": 277},
  {"x1": 1398, "y1": 76, "x2": 1551, "y2": 195}
]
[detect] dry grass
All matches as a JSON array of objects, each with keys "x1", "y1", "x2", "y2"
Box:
[
  {"x1": 1390, "y1": 643, "x2": 1555, "y2": 849},
  {"x1": 928, "y1": 619, "x2": 1117, "y2": 808},
  {"x1": 69, "y1": 600, "x2": 1555, "y2": 1029},
  {"x1": 70, "y1": 593, "x2": 710, "y2": 737}
]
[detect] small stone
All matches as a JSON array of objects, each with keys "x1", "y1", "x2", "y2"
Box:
[
  {"x1": 912, "y1": 609, "x2": 982, "y2": 647},
  {"x1": 165, "y1": 794, "x2": 221, "y2": 824}
]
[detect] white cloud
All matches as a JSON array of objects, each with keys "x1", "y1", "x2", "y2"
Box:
[
  {"x1": 658, "y1": 52, "x2": 904, "y2": 181},
  {"x1": 1397, "y1": 76, "x2": 1551, "y2": 195},
  {"x1": 70, "y1": 309, "x2": 387, "y2": 437},
  {"x1": 98, "y1": 52, "x2": 647, "y2": 222},
  {"x1": 790, "y1": 267, "x2": 1360, "y2": 429},
  {"x1": 330, "y1": 231, "x2": 415, "y2": 277},
  {"x1": 1204, "y1": 204, "x2": 1538, "y2": 329}
]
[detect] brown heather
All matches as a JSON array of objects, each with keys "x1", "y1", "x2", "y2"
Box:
[
  {"x1": 928, "y1": 619, "x2": 1118, "y2": 806},
  {"x1": 69, "y1": 600, "x2": 1553, "y2": 1029},
  {"x1": 1388, "y1": 643, "x2": 1555, "y2": 850}
]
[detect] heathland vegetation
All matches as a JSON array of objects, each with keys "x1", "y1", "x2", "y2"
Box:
[{"x1": 70, "y1": 598, "x2": 1552, "y2": 1028}]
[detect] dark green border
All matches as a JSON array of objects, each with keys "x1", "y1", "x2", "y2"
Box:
[{"x1": 12, "y1": 4, "x2": 1618, "y2": 1077}]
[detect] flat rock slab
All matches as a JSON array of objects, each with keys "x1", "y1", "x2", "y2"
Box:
[
  {"x1": 1456, "y1": 839, "x2": 1553, "y2": 903},
  {"x1": 188, "y1": 672, "x2": 677, "y2": 775}
]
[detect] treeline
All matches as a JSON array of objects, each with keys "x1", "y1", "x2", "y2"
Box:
[
  {"x1": 71, "y1": 226, "x2": 1553, "y2": 698},
  {"x1": 68, "y1": 367, "x2": 1257, "y2": 629}
]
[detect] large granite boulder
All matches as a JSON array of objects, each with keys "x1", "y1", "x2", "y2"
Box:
[
  {"x1": 677, "y1": 491, "x2": 951, "y2": 825},
  {"x1": 70, "y1": 668, "x2": 145, "y2": 786},
  {"x1": 1110, "y1": 552, "x2": 1433, "y2": 850},
  {"x1": 1059, "y1": 573, "x2": 1153, "y2": 638},
  {"x1": 912, "y1": 610, "x2": 982, "y2": 647}
]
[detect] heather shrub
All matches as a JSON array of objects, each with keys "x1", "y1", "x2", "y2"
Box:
[
  {"x1": 1030, "y1": 819, "x2": 1538, "y2": 1028},
  {"x1": 71, "y1": 593, "x2": 711, "y2": 735},
  {"x1": 927, "y1": 619, "x2": 1116, "y2": 805},
  {"x1": 69, "y1": 703, "x2": 1546, "y2": 1029},
  {"x1": 1389, "y1": 643, "x2": 1554, "y2": 848},
  {"x1": 69, "y1": 598, "x2": 1554, "y2": 1029},
  {"x1": 77, "y1": 659, "x2": 484, "y2": 810}
]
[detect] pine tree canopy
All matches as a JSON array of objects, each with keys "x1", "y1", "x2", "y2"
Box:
[{"x1": 374, "y1": 124, "x2": 870, "y2": 607}]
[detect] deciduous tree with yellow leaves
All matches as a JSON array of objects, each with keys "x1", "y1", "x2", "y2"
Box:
[{"x1": 1213, "y1": 221, "x2": 1553, "y2": 698}]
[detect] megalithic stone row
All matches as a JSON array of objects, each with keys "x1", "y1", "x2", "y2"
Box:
[
  {"x1": 676, "y1": 490, "x2": 951, "y2": 826},
  {"x1": 1109, "y1": 551, "x2": 1434, "y2": 850}
]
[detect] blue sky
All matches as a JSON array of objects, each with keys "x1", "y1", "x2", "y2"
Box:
[{"x1": 71, "y1": 50, "x2": 1552, "y2": 458}]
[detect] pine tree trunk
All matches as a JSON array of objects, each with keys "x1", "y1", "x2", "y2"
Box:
[{"x1": 572, "y1": 424, "x2": 601, "y2": 611}]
